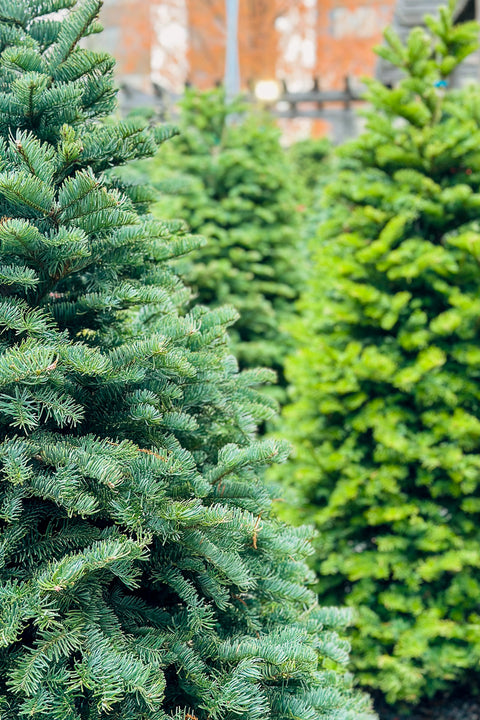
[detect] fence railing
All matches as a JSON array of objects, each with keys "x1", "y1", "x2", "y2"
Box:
[
  {"x1": 118, "y1": 75, "x2": 367, "y2": 141},
  {"x1": 252, "y1": 76, "x2": 365, "y2": 120}
]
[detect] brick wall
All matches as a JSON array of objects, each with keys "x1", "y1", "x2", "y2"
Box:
[
  {"x1": 93, "y1": 0, "x2": 396, "y2": 92},
  {"x1": 93, "y1": 0, "x2": 158, "y2": 92},
  {"x1": 185, "y1": 0, "x2": 279, "y2": 87},
  {"x1": 91, "y1": 0, "x2": 397, "y2": 139},
  {"x1": 316, "y1": 0, "x2": 395, "y2": 88}
]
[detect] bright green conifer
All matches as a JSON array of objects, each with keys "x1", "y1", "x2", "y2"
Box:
[
  {"x1": 279, "y1": 3, "x2": 480, "y2": 705},
  {"x1": 0, "y1": 2, "x2": 373, "y2": 719}
]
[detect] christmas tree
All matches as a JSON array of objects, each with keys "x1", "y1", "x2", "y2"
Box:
[
  {"x1": 279, "y1": 2, "x2": 480, "y2": 706},
  {"x1": 0, "y1": 2, "x2": 373, "y2": 719},
  {"x1": 288, "y1": 137, "x2": 331, "y2": 202},
  {"x1": 136, "y1": 88, "x2": 305, "y2": 386}
]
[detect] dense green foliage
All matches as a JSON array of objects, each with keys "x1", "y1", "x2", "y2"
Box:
[
  {"x1": 288, "y1": 137, "x2": 331, "y2": 201},
  {"x1": 139, "y1": 88, "x2": 305, "y2": 384},
  {"x1": 279, "y1": 5, "x2": 480, "y2": 705},
  {"x1": 0, "y1": 2, "x2": 374, "y2": 719}
]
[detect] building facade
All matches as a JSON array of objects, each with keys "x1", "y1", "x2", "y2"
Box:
[
  {"x1": 92, "y1": 0, "x2": 475, "y2": 139},
  {"x1": 93, "y1": 0, "x2": 398, "y2": 94}
]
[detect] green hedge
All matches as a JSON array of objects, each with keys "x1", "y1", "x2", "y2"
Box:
[{"x1": 278, "y1": 3, "x2": 480, "y2": 705}]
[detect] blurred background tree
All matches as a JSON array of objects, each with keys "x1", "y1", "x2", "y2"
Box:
[{"x1": 131, "y1": 88, "x2": 308, "y2": 396}]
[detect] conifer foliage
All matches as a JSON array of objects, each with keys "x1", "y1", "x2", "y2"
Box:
[
  {"x1": 280, "y1": 4, "x2": 480, "y2": 705},
  {"x1": 0, "y1": 2, "x2": 372, "y2": 719},
  {"x1": 141, "y1": 88, "x2": 305, "y2": 383}
]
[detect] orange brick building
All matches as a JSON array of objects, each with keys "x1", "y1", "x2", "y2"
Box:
[
  {"x1": 314, "y1": 0, "x2": 395, "y2": 88},
  {"x1": 92, "y1": 0, "x2": 398, "y2": 137},
  {"x1": 96, "y1": 0, "x2": 396, "y2": 91}
]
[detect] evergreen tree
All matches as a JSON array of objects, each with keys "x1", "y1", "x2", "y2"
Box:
[
  {"x1": 137, "y1": 88, "x2": 305, "y2": 386},
  {"x1": 0, "y1": 2, "x2": 373, "y2": 719},
  {"x1": 288, "y1": 137, "x2": 331, "y2": 203},
  {"x1": 279, "y1": 3, "x2": 480, "y2": 706},
  {"x1": 286, "y1": 137, "x2": 339, "y2": 248}
]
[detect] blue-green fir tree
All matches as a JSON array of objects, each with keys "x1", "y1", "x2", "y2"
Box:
[
  {"x1": 278, "y1": 2, "x2": 480, "y2": 707},
  {"x1": 0, "y1": 2, "x2": 374, "y2": 719}
]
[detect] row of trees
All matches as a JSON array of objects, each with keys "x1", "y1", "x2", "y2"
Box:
[{"x1": 135, "y1": 2, "x2": 480, "y2": 713}]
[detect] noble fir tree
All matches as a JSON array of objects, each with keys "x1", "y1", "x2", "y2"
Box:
[
  {"x1": 0, "y1": 2, "x2": 374, "y2": 719},
  {"x1": 279, "y1": 3, "x2": 480, "y2": 707},
  {"x1": 135, "y1": 88, "x2": 306, "y2": 386}
]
